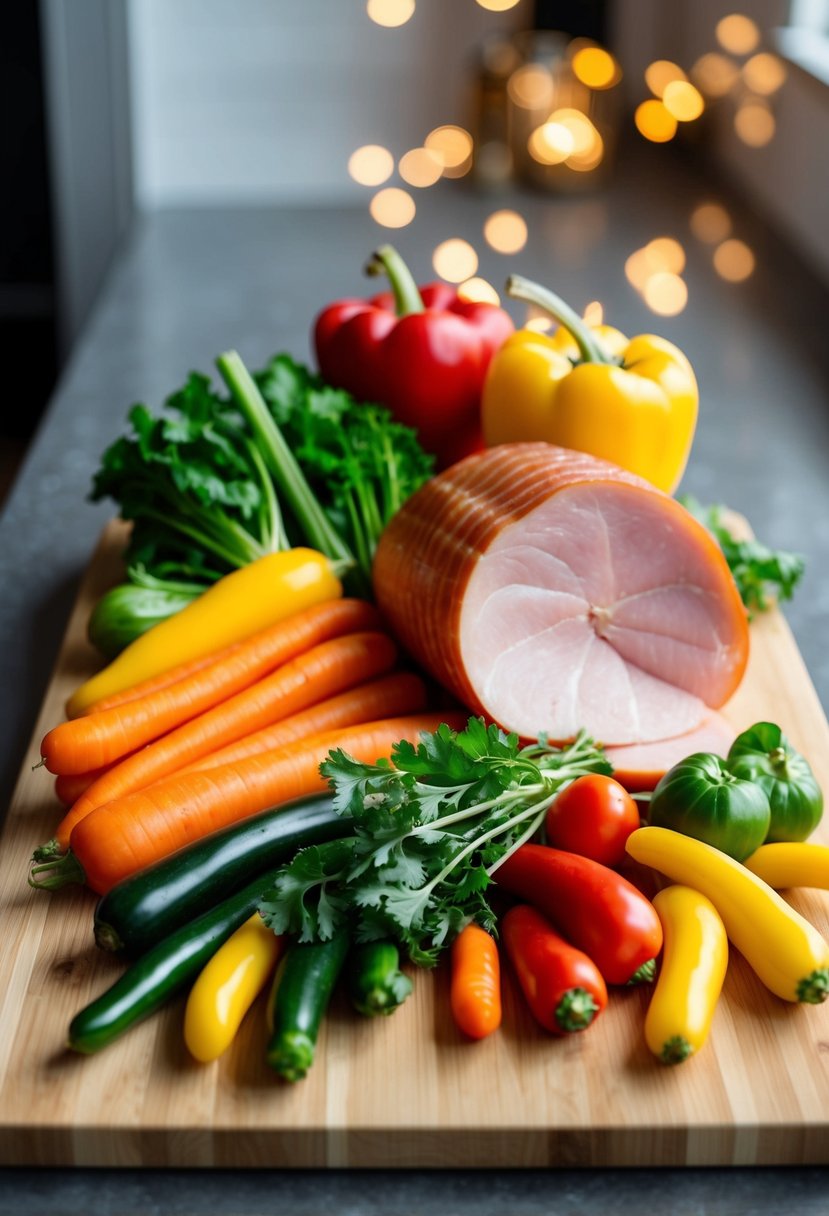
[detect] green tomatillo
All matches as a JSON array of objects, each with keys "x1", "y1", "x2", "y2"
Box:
[
  {"x1": 727, "y1": 722, "x2": 823, "y2": 843},
  {"x1": 647, "y1": 751, "x2": 771, "y2": 861}
]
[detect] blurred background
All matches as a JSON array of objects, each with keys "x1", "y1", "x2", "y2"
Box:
[{"x1": 2, "y1": 0, "x2": 828, "y2": 500}]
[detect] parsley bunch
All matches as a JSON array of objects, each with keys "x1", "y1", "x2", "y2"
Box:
[
  {"x1": 680, "y1": 496, "x2": 805, "y2": 616},
  {"x1": 259, "y1": 718, "x2": 611, "y2": 967}
]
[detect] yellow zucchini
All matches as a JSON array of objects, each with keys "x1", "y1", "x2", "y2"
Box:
[
  {"x1": 626, "y1": 826, "x2": 829, "y2": 1004},
  {"x1": 184, "y1": 913, "x2": 283, "y2": 1062},
  {"x1": 645, "y1": 885, "x2": 728, "y2": 1064},
  {"x1": 743, "y1": 841, "x2": 829, "y2": 890}
]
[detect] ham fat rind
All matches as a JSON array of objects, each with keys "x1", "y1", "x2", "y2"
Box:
[{"x1": 373, "y1": 443, "x2": 749, "y2": 745}]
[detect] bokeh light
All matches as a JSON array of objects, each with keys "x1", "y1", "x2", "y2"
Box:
[
  {"x1": 458, "y1": 277, "x2": 501, "y2": 305},
  {"x1": 634, "y1": 99, "x2": 678, "y2": 143},
  {"x1": 691, "y1": 52, "x2": 740, "y2": 97},
  {"x1": 571, "y1": 46, "x2": 619, "y2": 89},
  {"x1": 734, "y1": 101, "x2": 776, "y2": 146},
  {"x1": 713, "y1": 239, "x2": 755, "y2": 282},
  {"x1": 483, "y1": 210, "x2": 528, "y2": 254},
  {"x1": 528, "y1": 122, "x2": 574, "y2": 164},
  {"x1": 743, "y1": 52, "x2": 786, "y2": 95},
  {"x1": 424, "y1": 125, "x2": 474, "y2": 178},
  {"x1": 583, "y1": 300, "x2": 604, "y2": 326},
  {"x1": 663, "y1": 80, "x2": 705, "y2": 122},
  {"x1": 690, "y1": 202, "x2": 732, "y2": 244},
  {"x1": 625, "y1": 248, "x2": 651, "y2": 292},
  {"x1": 524, "y1": 307, "x2": 554, "y2": 332},
  {"x1": 551, "y1": 108, "x2": 598, "y2": 155},
  {"x1": 644, "y1": 60, "x2": 686, "y2": 98},
  {"x1": 508, "y1": 64, "x2": 555, "y2": 110},
  {"x1": 348, "y1": 145, "x2": 394, "y2": 187},
  {"x1": 567, "y1": 131, "x2": 604, "y2": 171},
  {"x1": 645, "y1": 237, "x2": 686, "y2": 275},
  {"x1": 643, "y1": 272, "x2": 688, "y2": 316},
  {"x1": 399, "y1": 147, "x2": 443, "y2": 187},
  {"x1": 716, "y1": 13, "x2": 760, "y2": 56},
  {"x1": 366, "y1": 0, "x2": 415, "y2": 27},
  {"x1": 433, "y1": 239, "x2": 479, "y2": 283},
  {"x1": 476, "y1": 0, "x2": 521, "y2": 9},
  {"x1": 369, "y1": 188, "x2": 416, "y2": 228}
]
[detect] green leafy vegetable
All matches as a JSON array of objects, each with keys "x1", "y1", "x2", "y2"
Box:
[
  {"x1": 91, "y1": 353, "x2": 433, "y2": 604},
  {"x1": 255, "y1": 353, "x2": 434, "y2": 582},
  {"x1": 259, "y1": 718, "x2": 611, "y2": 967},
  {"x1": 680, "y1": 495, "x2": 805, "y2": 615}
]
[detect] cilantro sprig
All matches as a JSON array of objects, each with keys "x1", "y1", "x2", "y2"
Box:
[{"x1": 259, "y1": 718, "x2": 611, "y2": 967}]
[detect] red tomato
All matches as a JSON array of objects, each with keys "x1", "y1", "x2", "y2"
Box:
[{"x1": 544, "y1": 775, "x2": 641, "y2": 868}]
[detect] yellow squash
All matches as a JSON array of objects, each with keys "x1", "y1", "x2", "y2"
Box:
[
  {"x1": 184, "y1": 913, "x2": 283, "y2": 1062},
  {"x1": 743, "y1": 841, "x2": 829, "y2": 890},
  {"x1": 645, "y1": 885, "x2": 728, "y2": 1065},
  {"x1": 67, "y1": 547, "x2": 341, "y2": 717},
  {"x1": 481, "y1": 275, "x2": 698, "y2": 494},
  {"x1": 626, "y1": 826, "x2": 829, "y2": 1004}
]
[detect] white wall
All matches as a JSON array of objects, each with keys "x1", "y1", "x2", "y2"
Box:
[{"x1": 127, "y1": 0, "x2": 529, "y2": 207}]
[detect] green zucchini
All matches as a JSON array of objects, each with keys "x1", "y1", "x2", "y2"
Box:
[
  {"x1": 68, "y1": 870, "x2": 280, "y2": 1054},
  {"x1": 94, "y1": 794, "x2": 349, "y2": 957},
  {"x1": 265, "y1": 931, "x2": 350, "y2": 1081},
  {"x1": 348, "y1": 940, "x2": 413, "y2": 1016}
]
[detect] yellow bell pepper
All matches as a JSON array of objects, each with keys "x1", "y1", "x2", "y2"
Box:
[
  {"x1": 743, "y1": 842, "x2": 829, "y2": 890},
  {"x1": 481, "y1": 275, "x2": 698, "y2": 494},
  {"x1": 645, "y1": 885, "x2": 728, "y2": 1065},
  {"x1": 184, "y1": 913, "x2": 283, "y2": 1063},
  {"x1": 626, "y1": 826, "x2": 829, "y2": 1004},
  {"x1": 67, "y1": 547, "x2": 341, "y2": 718}
]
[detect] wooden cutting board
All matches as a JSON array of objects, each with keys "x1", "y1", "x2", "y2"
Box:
[{"x1": 1, "y1": 521, "x2": 828, "y2": 1169}]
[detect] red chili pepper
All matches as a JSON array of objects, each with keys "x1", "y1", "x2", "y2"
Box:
[
  {"x1": 493, "y1": 844, "x2": 663, "y2": 985},
  {"x1": 313, "y1": 244, "x2": 514, "y2": 469},
  {"x1": 501, "y1": 904, "x2": 607, "y2": 1035}
]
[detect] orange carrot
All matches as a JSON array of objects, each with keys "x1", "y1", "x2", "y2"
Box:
[
  {"x1": 73, "y1": 646, "x2": 240, "y2": 719},
  {"x1": 179, "y1": 671, "x2": 427, "y2": 775},
  {"x1": 54, "y1": 765, "x2": 117, "y2": 807},
  {"x1": 63, "y1": 713, "x2": 468, "y2": 893},
  {"x1": 52, "y1": 630, "x2": 398, "y2": 846},
  {"x1": 40, "y1": 597, "x2": 381, "y2": 776},
  {"x1": 450, "y1": 924, "x2": 502, "y2": 1040}
]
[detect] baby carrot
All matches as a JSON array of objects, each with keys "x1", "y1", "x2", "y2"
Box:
[
  {"x1": 32, "y1": 713, "x2": 468, "y2": 894},
  {"x1": 51, "y1": 629, "x2": 397, "y2": 845},
  {"x1": 450, "y1": 924, "x2": 502, "y2": 1040},
  {"x1": 40, "y1": 597, "x2": 381, "y2": 775}
]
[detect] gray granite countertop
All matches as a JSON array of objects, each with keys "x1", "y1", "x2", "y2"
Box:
[{"x1": 1, "y1": 143, "x2": 828, "y2": 1211}]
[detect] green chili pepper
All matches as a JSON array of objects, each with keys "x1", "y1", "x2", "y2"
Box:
[
  {"x1": 727, "y1": 722, "x2": 823, "y2": 843},
  {"x1": 648, "y1": 751, "x2": 771, "y2": 861}
]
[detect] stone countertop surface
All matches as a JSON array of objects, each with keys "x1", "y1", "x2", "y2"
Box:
[{"x1": 1, "y1": 144, "x2": 828, "y2": 1211}]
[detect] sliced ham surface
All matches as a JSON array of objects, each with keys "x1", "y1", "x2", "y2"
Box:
[
  {"x1": 373, "y1": 443, "x2": 749, "y2": 746},
  {"x1": 603, "y1": 711, "x2": 736, "y2": 791}
]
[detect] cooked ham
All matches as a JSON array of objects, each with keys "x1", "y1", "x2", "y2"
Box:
[
  {"x1": 372, "y1": 443, "x2": 749, "y2": 746},
  {"x1": 603, "y1": 711, "x2": 736, "y2": 791}
]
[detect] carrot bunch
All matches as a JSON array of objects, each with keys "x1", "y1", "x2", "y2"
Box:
[{"x1": 31, "y1": 596, "x2": 453, "y2": 892}]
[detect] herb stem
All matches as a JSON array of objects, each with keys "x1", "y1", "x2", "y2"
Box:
[
  {"x1": 409, "y1": 784, "x2": 548, "y2": 836},
  {"x1": 217, "y1": 350, "x2": 357, "y2": 572},
  {"x1": 421, "y1": 795, "x2": 555, "y2": 897}
]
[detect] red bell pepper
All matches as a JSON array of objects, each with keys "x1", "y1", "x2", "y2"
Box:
[
  {"x1": 493, "y1": 844, "x2": 663, "y2": 986},
  {"x1": 501, "y1": 904, "x2": 607, "y2": 1035},
  {"x1": 313, "y1": 245, "x2": 514, "y2": 469}
]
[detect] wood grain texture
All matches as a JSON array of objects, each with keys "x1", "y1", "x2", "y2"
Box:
[{"x1": 1, "y1": 521, "x2": 828, "y2": 1169}]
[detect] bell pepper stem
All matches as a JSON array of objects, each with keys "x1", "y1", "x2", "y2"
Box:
[
  {"x1": 365, "y1": 245, "x2": 425, "y2": 317},
  {"x1": 505, "y1": 274, "x2": 611, "y2": 364}
]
